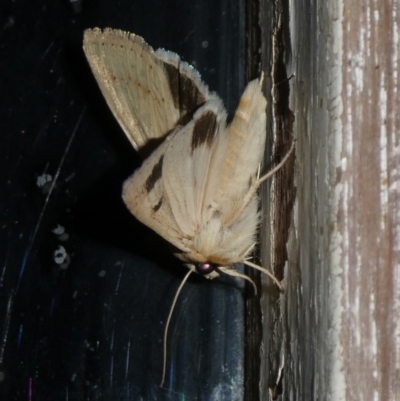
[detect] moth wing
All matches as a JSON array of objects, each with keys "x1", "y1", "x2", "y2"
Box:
[
  {"x1": 161, "y1": 98, "x2": 228, "y2": 237},
  {"x1": 122, "y1": 136, "x2": 191, "y2": 254},
  {"x1": 186, "y1": 79, "x2": 267, "y2": 264},
  {"x1": 122, "y1": 80, "x2": 266, "y2": 264},
  {"x1": 160, "y1": 82, "x2": 267, "y2": 264},
  {"x1": 122, "y1": 97, "x2": 227, "y2": 254},
  {"x1": 83, "y1": 28, "x2": 210, "y2": 156},
  {"x1": 204, "y1": 79, "x2": 267, "y2": 221}
]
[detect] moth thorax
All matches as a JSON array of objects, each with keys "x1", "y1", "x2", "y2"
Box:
[{"x1": 196, "y1": 262, "x2": 217, "y2": 275}]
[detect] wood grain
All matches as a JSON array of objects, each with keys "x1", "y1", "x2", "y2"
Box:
[{"x1": 259, "y1": 0, "x2": 400, "y2": 400}]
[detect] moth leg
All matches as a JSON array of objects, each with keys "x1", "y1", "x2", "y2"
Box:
[
  {"x1": 256, "y1": 164, "x2": 261, "y2": 180},
  {"x1": 243, "y1": 243, "x2": 256, "y2": 258},
  {"x1": 226, "y1": 139, "x2": 295, "y2": 229},
  {"x1": 243, "y1": 260, "x2": 283, "y2": 291},
  {"x1": 257, "y1": 137, "x2": 295, "y2": 186},
  {"x1": 235, "y1": 243, "x2": 257, "y2": 262},
  {"x1": 218, "y1": 266, "x2": 258, "y2": 295}
]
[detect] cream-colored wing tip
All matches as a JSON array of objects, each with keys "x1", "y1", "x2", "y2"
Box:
[
  {"x1": 245, "y1": 75, "x2": 263, "y2": 88},
  {"x1": 83, "y1": 27, "x2": 102, "y2": 42},
  {"x1": 240, "y1": 79, "x2": 267, "y2": 111},
  {"x1": 84, "y1": 27, "x2": 130, "y2": 41},
  {"x1": 83, "y1": 27, "x2": 154, "y2": 54}
]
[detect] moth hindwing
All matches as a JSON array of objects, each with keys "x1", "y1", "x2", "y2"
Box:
[{"x1": 83, "y1": 27, "x2": 212, "y2": 157}]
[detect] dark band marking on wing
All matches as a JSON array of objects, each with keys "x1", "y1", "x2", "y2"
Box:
[
  {"x1": 162, "y1": 62, "x2": 180, "y2": 111},
  {"x1": 191, "y1": 111, "x2": 217, "y2": 152},
  {"x1": 179, "y1": 73, "x2": 207, "y2": 118},
  {"x1": 162, "y1": 61, "x2": 207, "y2": 125},
  {"x1": 212, "y1": 209, "x2": 222, "y2": 219},
  {"x1": 153, "y1": 197, "x2": 163, "y2": 212},
  {"x1": 145, "y1": 156, "x2": 164, "y2": 193}
]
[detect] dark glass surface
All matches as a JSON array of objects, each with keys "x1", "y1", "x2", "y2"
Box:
[{"x1": 1, "y1": 0, "x2": 246, "y2": 399}]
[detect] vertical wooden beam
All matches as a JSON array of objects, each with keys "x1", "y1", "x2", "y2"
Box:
[{"x1": 259, "y1": 0, "x2": 400, "y2": 399}]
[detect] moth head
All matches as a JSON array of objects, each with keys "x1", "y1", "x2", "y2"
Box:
[
  {"x1": 194, "y1": 262, "x2": 220, "y2": 279},
  {"x1": 174, "y1": 251, "x2": 220, "y2": 279}
]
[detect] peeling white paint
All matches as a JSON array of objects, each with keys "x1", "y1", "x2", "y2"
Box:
[
  {"x1": 327, "y1": 1, "x2": 348, "y2": 400},
  {"x1": 284, "y1": 0, "x2": 399, "y2": 399},
  {"x1": 354, "y1": 66, "x2": 364, "y2": 92},
  {"x1": 370, "y1": 292, "x2": 377, "y2": 357},
  {"x1": 379, "y1": 80, "x2": 388, "y2": 231}
]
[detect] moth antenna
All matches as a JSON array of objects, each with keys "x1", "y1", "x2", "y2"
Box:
[
  {"x1": 245, "y1": 243, "x2": 256, "y2": 254},
  {"x1": 160, "y1": 270, "x2": 193, "y2": 387},
  {"x1": 243, "y1": 260, "x2": 283, "y2": 291},
  {"x1": 218, "y1": 266, "x2": 258, "y2": 295},
  {"x1": 257, "y1": 138, "x2": 296, "y2": 186},
  {"x1": 242, "y1": 244, "x2": 256, "y2": 261}
]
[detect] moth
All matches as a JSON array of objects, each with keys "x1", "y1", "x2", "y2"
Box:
[{"x1": 83, "y1": 27, "x2": 293, "y2": 384}]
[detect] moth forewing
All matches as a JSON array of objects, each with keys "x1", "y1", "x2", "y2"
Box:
[
  {"x1": 162, "y1": 98, "x2": 227, "y2": 237},
  {"x1": 122, "y1": 137, "x2": 191, "y2": 255}
]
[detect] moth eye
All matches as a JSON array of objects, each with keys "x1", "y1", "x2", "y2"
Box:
[{"x1": 196, "y1": 262, "x2": 216, "y2": 275}]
